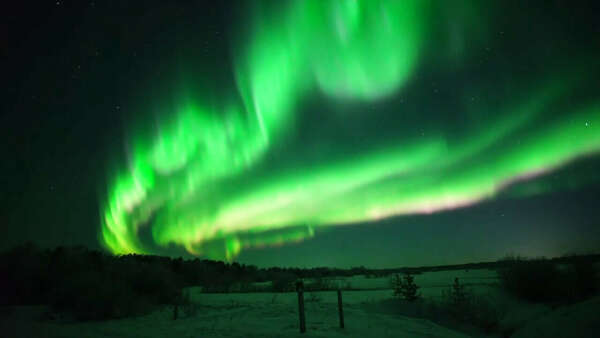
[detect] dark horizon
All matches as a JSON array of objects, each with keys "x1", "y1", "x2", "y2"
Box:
[{"x1": 4, "y1": 183, "x2": 600, "y2": 270}]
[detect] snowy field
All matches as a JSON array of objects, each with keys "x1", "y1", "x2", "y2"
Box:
[
  {"x1": 1, "y1": 293, "x2": 466, "y2": 338},
  {"x1": 1, "y1": 268, "x2": 598, "y2": 337}
]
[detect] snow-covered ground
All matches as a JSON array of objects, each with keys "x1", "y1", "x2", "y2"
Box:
[
  {"x1": 1, "y1": 268, "x2": 598, "y2": 337},
  {"x1": 1, "y1": 293, "x2": 466, "y2": 338}
]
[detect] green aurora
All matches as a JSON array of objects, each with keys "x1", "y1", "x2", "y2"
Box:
[{"x1": 100, "y1": 0, "x2": 600, "y2": 260}]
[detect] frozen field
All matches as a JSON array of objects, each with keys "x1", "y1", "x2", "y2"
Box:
[
  {"x1": 1, "y1": 268, "x2": 598, "y2": 337},
  {"x1": 329, "y1": 268, "x2": 500, "y2": 293},
  {"x1": 1, "y1": 292, "x2": 466, "y2": 338}
]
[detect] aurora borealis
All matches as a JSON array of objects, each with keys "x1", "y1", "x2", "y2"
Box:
[
  {"x1": 95, "y1": 1, "x2": 600, "y2": 260},
  {"x1": 3, "y1": 0, "x2": 600, "y2": 267}
]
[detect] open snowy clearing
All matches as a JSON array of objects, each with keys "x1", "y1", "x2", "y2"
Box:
[
  {"x1": 1, "y1": 294, "x2": 466, "y2": 338},
  {"x1": 2, "y1": 268, "x2": 598, "y2": 337}
]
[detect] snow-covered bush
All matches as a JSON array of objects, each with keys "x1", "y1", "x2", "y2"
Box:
[{"x1": 392, "y1": 273, "x2": 420, "y2": 301}]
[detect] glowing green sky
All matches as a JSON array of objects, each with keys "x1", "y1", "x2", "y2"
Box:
[{"x1": 100, "y1": 0, "x2": 600, "y2": 260}]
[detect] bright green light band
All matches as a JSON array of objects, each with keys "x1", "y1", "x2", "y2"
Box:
[{"x1": 100, "y1": 0, "x2": 600, "y2": 259}]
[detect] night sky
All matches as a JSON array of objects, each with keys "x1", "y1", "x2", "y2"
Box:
[{"x1": 2, "y1": 1, "x2": 600, "y2": 268}]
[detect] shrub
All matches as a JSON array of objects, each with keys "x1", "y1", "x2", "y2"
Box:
[
  {"x1": 498, "y1": 258, "x2": 561, "y2": 302},
  {"x1": 177, "y1": 289, "x2": 199, "y2": 318},
  {"x1": 45, "y1": 253, "x2": 183, "y2": 320},
  {"x1": 441, "y1": 278, "x2": 469, "y2": 322},
  {"x1": 441, "y1": 278, "x2": 501, "y2": 332},
  {"x1": 567, "y1": 258, "x2": 598, "y2": 300},
  {"x1": 271, "y1": 272, "x2": 297, "y2": 292},
  {"x1": 468, "y1": 294, "x2": 501, "y2": 332},
  {"x1": 498, "y1": 257, "x2": 598, "y2": 303},
  {"x1": 49, "y1": 269, "x2": 147, "y2": 320},
  {"x1": 448, "y1": 278, "x2": 468, "y2": 306},
  {"x1": 130, "y1": 262, "x2": 180, "y2": 304},
  {"x1": 392, "y1": 273, "x2": 420, "y2": 302}
]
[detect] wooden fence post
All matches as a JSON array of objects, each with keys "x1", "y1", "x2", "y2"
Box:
[
  {"x1": 296, "y1": 281, "x2": 306, "y2": 333},
  {"x1": 337, "y1": 289, "x2": 344, "y2": 329}
]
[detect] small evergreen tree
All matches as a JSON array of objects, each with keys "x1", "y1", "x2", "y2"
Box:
[
  {"x1": 443, "y1": 277, "x2": 470, "y2": 321},
  {"x1": 442, "y1": 277, "x2": 500, "y2": 330},
  {"x1": 450, "y1": 277, "x2": 468, "y2": 306},
  {"x1": 392, "y1": 273, "x2": 420, "y2": 301}
]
